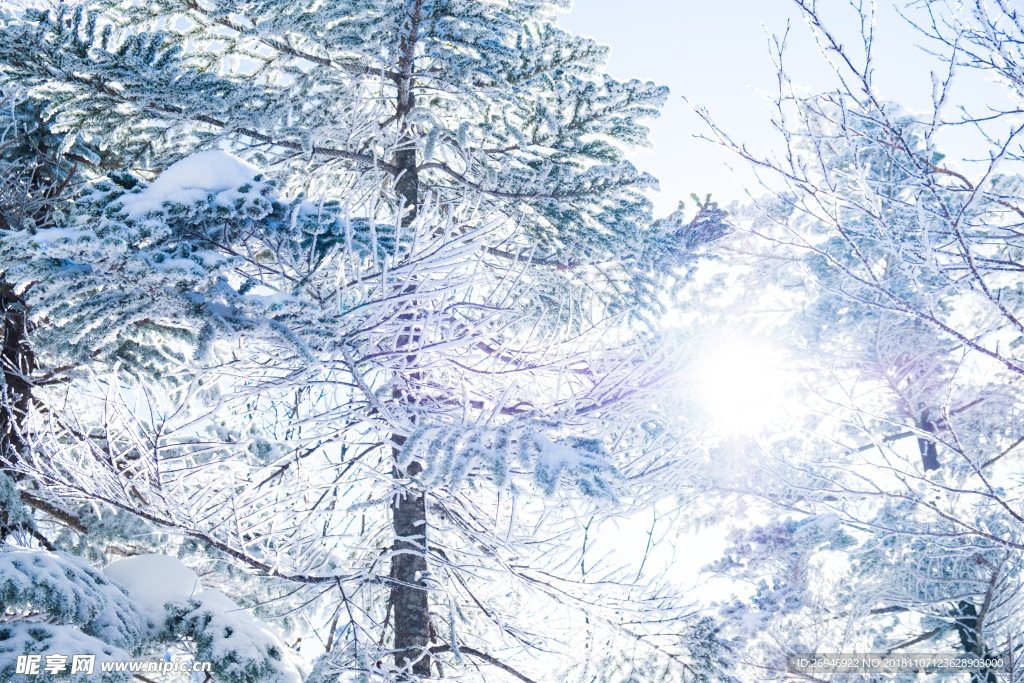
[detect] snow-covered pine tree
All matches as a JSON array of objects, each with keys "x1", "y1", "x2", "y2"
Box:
[
  {"x1": 2, "y1": 149, "x2": 728, "y2": 682},
  {"x1": 0, "y1": 86, "x2": 67, "y2": 467},
  {"x1": 0, "y1": 83, "x2": 120, "y2": 574},
  {"x1": 0, "y1": 95, "x2": 320, "y2": 676},
  {"x1": 0, "y1": 3, "x2": 737, "y2": 679},
  {"x1": 0, "y1": 2, "x2": 731, "y2": 681}
]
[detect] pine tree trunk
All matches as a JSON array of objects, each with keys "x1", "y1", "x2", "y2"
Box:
[
  {"x1": 390, "y1": 4, "x2": 430, "y2": 670},
  {"x1": 953, "y1": 601, "x2": 998, "y2": 683},
  {"x1": 389, "y1": 155, "x2": 431, "y2": 673},
  {"x1": 0, "y1": 284, "x2": 34, "y2": 543},
  {"x1": 395, "y1": 148, "x2": 419, "y2": 225},
  {"x1": 917, "y1": 410, "x2": 939, "y2": 471},
  {"x1": 390, "y1": 450, "x2": 431, "y2": 677},
  {"x1": 0, "y1": 283, "x2": 33, "y2": 464}
]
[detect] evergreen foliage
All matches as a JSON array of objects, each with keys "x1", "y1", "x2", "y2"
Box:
[{"x1": 0, "y1": 0, "x2": 727, "y2": 319}]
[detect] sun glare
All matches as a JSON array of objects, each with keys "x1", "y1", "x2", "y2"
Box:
[{"x1": 692, "y1": 339, "x2": 789, "y2": 432}]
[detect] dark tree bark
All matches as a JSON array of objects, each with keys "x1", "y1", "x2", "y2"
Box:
[
  {"x1": 394, "y1": 147, "x2": 419, "y2": 226},
  {"x1": 953, "y1": 601, "x2": 998, "y2": 683},
  {"x1": 389, "y1": 4, "x2": 431, "y2": 672},
  {"x1": 389, "y1": 282, "x2": 431, "y2": 678},
  {"x1": 0, "y1": 283, "x2": 33, "y2": 464},
  {"x1": 0, "y1": 284, "x2": 35, "y2": 545},
  {"x1": 390, "y1": 452, "x2": 431, "y2": 677},
  {"x1": 917, "y1": 409, "x2": 940, "y2": 471},
  {"x1": 393, "y1": 0, "x2": 422, "y2": 228}
]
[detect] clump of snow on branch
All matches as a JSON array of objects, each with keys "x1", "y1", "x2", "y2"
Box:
[
  {"x1": 116, "y1": 151, "x2": 263, "y2": 217},
  {"x1": 106, "y1": 555, "x2": 303, "y2": 683},
  {"x1": 0, "y1": 549, "x2": 144, "y2": 682}
]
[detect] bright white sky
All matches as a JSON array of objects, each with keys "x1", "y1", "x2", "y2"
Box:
[{"x1": 559, "y1": 0, "x2": 1021, "y2": 215}]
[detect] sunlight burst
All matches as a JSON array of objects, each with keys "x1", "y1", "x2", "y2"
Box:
[{"x1": 692, "y1": 339, "x2": 789, "y2": 432}]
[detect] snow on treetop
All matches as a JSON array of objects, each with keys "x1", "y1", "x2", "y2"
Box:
[{"x1": 117, "y1": 151, "x2": 262, "y2": 217}]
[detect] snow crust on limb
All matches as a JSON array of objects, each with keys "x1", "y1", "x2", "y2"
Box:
[
  {"x1": 105, "y1": 554, "x2": 303, "y2": 683},
  {"x1": 0, "y1": 550, "x2": 149, "y2": 649},
  {"x1": 0, "y1": 548, "x2": 147, "y2": 682},
  {"x1": 164, "y1": 596, "x2": 303, "y2": 683},
  {"x1": 402, "y1": 425, "x2": 621, "y2": 497},
  {"x1": 117, "y1": 151, "x2": 262, "y2": 217},
  {"x1": 0, "y1": 623, "x2": 132, "y2": 683},
  {"x1": 0, "y1": 552, "x2": 301, "y2": 683},
  {"x1": 103, "y1": 554, "x2": 203, "y2": 615}
]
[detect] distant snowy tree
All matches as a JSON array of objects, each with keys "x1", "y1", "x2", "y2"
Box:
[{"x1": 688, "y1": 0, "x2": 1024, "y2": 679}]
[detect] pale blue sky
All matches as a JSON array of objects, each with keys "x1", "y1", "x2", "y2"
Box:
[{"x1": 559, "y1": 0, "x2": 1018, "y2": 214}]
